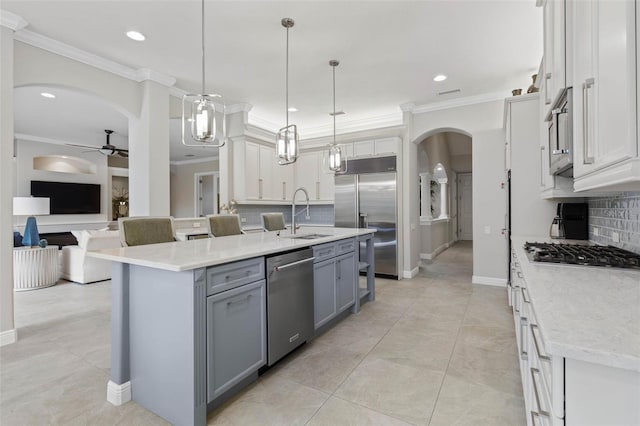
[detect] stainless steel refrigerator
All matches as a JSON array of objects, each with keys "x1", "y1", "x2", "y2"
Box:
[{"x1": 334, "y1": 156, "x2": 397, "y2": 278}]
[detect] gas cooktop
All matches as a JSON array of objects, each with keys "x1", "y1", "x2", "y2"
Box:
[{"x1": 524, "y1": 242, "x2": 640, "y2": 269}]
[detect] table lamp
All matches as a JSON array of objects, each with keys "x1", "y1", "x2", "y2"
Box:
[{"x1": 13, "y1": 197, "x2": 50, "y2": 246}]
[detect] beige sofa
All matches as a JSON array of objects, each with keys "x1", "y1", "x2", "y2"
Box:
[{"x1": 61, "y1": 230, "x2": 121, "y2": 284}]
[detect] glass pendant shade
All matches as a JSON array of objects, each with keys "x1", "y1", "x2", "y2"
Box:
[
  {"x1": 181, "y1": 0, "x2": 225, "y2": 148},
  {"x1": 276, "y1": 124, "x2": 299, "y2": 164},
  {"x1": 328, "y1": 144, "x2": 342, "y2": 171}
]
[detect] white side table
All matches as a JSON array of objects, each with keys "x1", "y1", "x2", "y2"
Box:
[{"x1": 13, "y1": 246, "x2": 60, "y2": 291}]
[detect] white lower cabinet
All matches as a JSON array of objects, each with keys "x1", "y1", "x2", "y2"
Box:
[{"x1": 511, "y1": 249, "x2": 640, "y2": 425}]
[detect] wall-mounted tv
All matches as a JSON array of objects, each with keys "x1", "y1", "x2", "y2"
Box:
[{"x1": 31, "y1": 181, "x2": 101, "y2": 214}]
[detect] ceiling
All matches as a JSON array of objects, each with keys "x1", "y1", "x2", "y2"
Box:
[{"x1": 4, "y1": 0, "x2": 542, "y2": 161}]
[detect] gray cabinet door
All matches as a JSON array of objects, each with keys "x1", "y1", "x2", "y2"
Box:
[
  {"x1": 207, "y1": 280, "x2": 266, "y2": 402},
  {"x1": 313, "y1": 258, "x2": 337, "y2": 330},
  {"x1": 336, "y1": 252, "x2": 356, "y2": 313}
]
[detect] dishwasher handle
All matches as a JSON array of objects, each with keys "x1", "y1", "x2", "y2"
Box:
[{"x1": 272, "y1": 257, "x2": 315, "y2": 273}]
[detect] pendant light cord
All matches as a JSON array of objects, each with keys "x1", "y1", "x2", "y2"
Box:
[
  {"x1": 201, "y1": 0, "x2": 205, "y2": 95},
  {"x1": 285, "y1": 25, "x2": 289, "y2": 127},
  {"x1": 332, "y1": 64, "x2": 336, "y2": 145}
]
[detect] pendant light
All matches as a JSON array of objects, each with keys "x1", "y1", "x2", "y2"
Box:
[
  {"x1": 276, "y1": 18, "x2": 299, "y2": 165},
  {"x1": 182, "y1": 0, "x2": 226, "y2": 147},
  {"x1": 327, "y1": 59, "x2": 344, "y2": 172}
]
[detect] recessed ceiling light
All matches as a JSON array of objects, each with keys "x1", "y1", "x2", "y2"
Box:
[
  {"x1": 288, "y1": 107, "x2": 298, "y2": 112},
  {"x1": 126, "y1": 31, "x2": 146, "y2": 41},
  {"x1": 433, "y1": 74, "x2": 448, "y2": 82},
  {"x1": 40, "y1": 92, "x2": 56, "y2": 98}
]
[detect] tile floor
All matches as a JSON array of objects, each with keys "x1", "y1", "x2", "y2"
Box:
[{"x1": 1, "y1": 241, "x2": 525, "y2": 425}]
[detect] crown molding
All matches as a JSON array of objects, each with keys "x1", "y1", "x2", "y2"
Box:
[
  {"x1": 169, "y1": 87, "x2": 250, "y2": 115},
  {"x1": 408, "y1": 91, "x2": 507, "y2": 115},
  {"x1": 300, "y1": 125, "x2": 405, "y2": 149},
  {"x1": 14, "y1": 28, "x2": 176, "y2": 87},
  {"x1": 400, "y1": 102, "x2": 416, "y2": 113},
  {"x1": 244, "y1": 124, "x2": 276, "y2": 143},
  {"x1": 247, "y1": 114, "x2": 280, "y2": 134},
  {"x1": 1, "y1": 10, "x2": 28, "y2": 31},
  {"x1": 14, "y1": 133, "x2": 81, "y2": 147},
  {"x1": 301, "y1": 112, "x2": 403, "y2": 139},
  {"x1": 226, "y1": 102, "x2": 253, "y2": 115},
  {"x1": 170, "y1": 155, "x2": 219, "y2": 166}
]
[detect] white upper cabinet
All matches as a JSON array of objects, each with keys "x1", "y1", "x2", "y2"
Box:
[
  {"x1": 571, "y1": 0, "x2": 639, "y2": 190},
  {"x1": 273, "y1": 161, "x2": 294, "y2": 201},
  {"x1": 350, "y1": 138, "x2": 398, "y2": 158},
  {"x1": 353, "y1": 140, "x2": 375, "y2": 157},
  {"x1": 294, "y1": 151, "x2": 334, "y2": 202},
  {"x1": 543, "y1": 0, "x2": 567, "y2": 110}
]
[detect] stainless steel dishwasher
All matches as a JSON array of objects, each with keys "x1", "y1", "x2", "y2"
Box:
[{"x1": 266, "y1": 248, "x2": 314, "y2": 366}]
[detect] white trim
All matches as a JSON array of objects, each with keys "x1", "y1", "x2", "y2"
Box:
[
  {"x1": 300, "y1": 126, "x2": 405, "y2": 149},
  {"x1": 226, "y1": 103, "x2": 253, "y2": 115},
  {"x1": 170, "y1": 155, "x2": 219, "y2": 166},
  {"x1": 406, "y1": 91, "x2": 507, "y2": 115},
  {"x1": 420, "y1": 217, "x2": 450, "y2": 226},
  {"x1": 0, "y1": 10, "x2": 28, "y2": 31},
  {"x1": 301, "y1": 112, "x2": 403, "y2": 139},
  {"x1": 15, "y1": 132, "x2": 78, "y2": 146},
  {"x1": 244, "y1": 124, "x2": 277, "y2": 143},
  {"x1": 247, "y1": 114, "x2": 280, "y2": 134},
  {"x1": 14, "y1": 29, "x2": 176, "y2": 87},
  {"x1": 107, "y1": 380, "x2": 131, "y2": 406},
  {"x1": 420, "y1": 241, "x2": 453, "y2": 260},
  {"x1": 0, "y1": 329, "x2": 18, "y2": 346},
  {"x1": 472, "y1": 276, "x2": 508, "y2": 287},
  {"x1": 402, "y1": 267, "x2": 419, "y2": 279}
]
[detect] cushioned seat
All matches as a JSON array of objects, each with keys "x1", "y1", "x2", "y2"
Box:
[
  {"x1": 261, "y1": 213, "x2": 286, "y2": 232},
  {"x1": 62, "y1": 230, "x2": 121, "y2": 284},
  {"x1": 207, "y1": 214, "x2": 244, "y2": 237},
  {"x1": 119, "y1": 217, "x2": 176, "y2": 247}
]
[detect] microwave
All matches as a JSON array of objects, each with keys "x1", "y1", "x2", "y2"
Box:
[{"x1": 546, "y1": 87, "x2": 573, "y2": 177}]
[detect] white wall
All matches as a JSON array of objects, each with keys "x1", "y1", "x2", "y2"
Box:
[
  {"x1": 170, "y1": 159, "x2": 219, "y2": 218},
  {"x1": 407, "y1": 100, "x2": 503, "y2": 275},
  {"x1": 472, "y1": 129, "x2": 508, "y2": 284},
  {"x1": 1, "y1": 26, "x2": 16, "y2": 340},
  {"x1": 14, "y1": 139, "x2": 110, "y2": 230}
]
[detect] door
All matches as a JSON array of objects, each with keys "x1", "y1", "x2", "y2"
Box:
[
  {"x1": 334, "y1": 174, "x2": 357, "y2": 228},
  {"x1": 313, "y1": 258, "x2": 337, "y2": 329},
  {"x1": 336, "y1": 252, "x2": 356, "y2": 313},
  {"x1": 195, "y1": 172, "x2": 219, "y2": 217},
  {"x1": 296, "y1": 152, "x2": 319, "y2": 200},
  {"x1": 458, "y1": 173, "x2": 473, "y2": 240},
  {"x1": 259, "y1": 145, "x2": 274, "y2": 200},
  {"x1": 245, "y1": 142, "x2": 260, "y2": 199},
  {"x1": 358, "y1": 172, "x2": 397, "y2": 277}
]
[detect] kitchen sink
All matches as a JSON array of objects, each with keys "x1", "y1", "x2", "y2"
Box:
[{"x1": 286, "y1": 233, "x2": 332, "y2": 240}]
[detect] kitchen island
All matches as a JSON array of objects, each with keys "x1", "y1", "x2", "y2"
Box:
[{"x1": 88, "y1": 227, "x2": 375, "y2": 426}]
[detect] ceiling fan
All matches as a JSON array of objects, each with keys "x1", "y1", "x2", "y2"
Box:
[{"x1": 66, "y1": 129, "x2": 129, "y2": 158}]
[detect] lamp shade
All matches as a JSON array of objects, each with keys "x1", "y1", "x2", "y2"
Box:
[
  {"x1": 433, "y1": 163, "x2": 448, "y2": 183},
  {"x1": 13, "y1": 197, "x2": 50, "y2": 216}
]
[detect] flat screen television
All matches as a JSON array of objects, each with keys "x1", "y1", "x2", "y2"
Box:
[{"x1": 31, "y1": 181, "x2": 101, "y2": 214}]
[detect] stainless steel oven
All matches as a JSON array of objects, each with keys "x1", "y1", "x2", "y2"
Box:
[{"x1": 546, "y1": 87, "x2": 573, "y2": 177}]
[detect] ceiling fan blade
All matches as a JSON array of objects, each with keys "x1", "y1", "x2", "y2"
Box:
[
  {"x1": 116, "y1": 151, "x2": 129, "y2": 158},
  {"x1": 66, "y1": 143, "x2": 98, "y2": 150}
]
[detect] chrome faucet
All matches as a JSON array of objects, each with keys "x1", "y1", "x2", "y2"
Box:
[{"x1": 291, "y1": 187, "x2": 311, "y2": 234}]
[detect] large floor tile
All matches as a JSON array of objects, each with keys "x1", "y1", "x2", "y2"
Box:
[
  {"x1": 335, "y1": 357, "x2": 445, "y2": 425},
  {"x1": 307, "y1": 396, "x2": 413, "y2": 426},
  {"x1": 208, "y1": 376, "x2": 329, "y2": 425},
  {"x1": 429, "y1": 374, "x2": 526, "y2": 426}
]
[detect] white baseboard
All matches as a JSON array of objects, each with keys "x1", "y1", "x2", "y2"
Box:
[
  {"x1": 472, "y1": 275, "x2": 508, "y2": 287},
  {"x1": 420, "y1": 240, "x2": 454, "y2": 261},
  {"x1": 107, "y1": 380, "x2": 131, "y2": 406},
  {"x1": 402, "y1": 266, "x2": 419, "y2": 279},
  {"x1": 0, "y1": 329, "x2": 17, "y2": 347}
]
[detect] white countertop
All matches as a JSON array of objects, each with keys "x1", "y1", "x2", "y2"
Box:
[
  {"x1": 88, "y1": 227, "x2": 373, "y2": 272},
  {"x1": 512, "y1": 236, "x2": 640, "y2": 371}
]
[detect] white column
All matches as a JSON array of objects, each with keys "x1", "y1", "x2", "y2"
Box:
[
  {"x1": 439, "y1": 181, "x2": 449, "y2": 219},
  {"x1": 0, "y1": 19, "x2": 24, "y2": 345},
  {"x1": 128, "y1": 80, "x2": 170, "y2": 216},
  {"x1": 419, "y1": 172, "x2": 432, "y2": 220}
]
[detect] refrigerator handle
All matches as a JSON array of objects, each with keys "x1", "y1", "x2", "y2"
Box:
[{"x1": 359, "y1": 213, "x2": 368, "y2": 229}]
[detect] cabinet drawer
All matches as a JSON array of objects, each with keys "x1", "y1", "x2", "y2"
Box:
[
  {"x1": 335, "y1": 238, "x2": 356, "y2": 255},
  {"x1": 206, "y1": 257, "x2": 265, "y2": 296},
  {"x1": 313, "y1": 242, "x2": 336, "y2": 263}
]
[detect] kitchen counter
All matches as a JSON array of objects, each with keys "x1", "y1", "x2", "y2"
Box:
[
  {"x1": 89, "y1": 226, "x2": 372, "y2": 272},
  {"x1": 91, "y1": 227, "x2": 375, "y2": 425},
  {"x1": 512, "y1": 236, "x2": 640, "y2": 371}
]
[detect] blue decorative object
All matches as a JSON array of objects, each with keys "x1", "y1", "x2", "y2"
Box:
[
  {"x1": 13, "y1": 232, "x2": 22, "y2": 247},
  {"x1": 38, "y1": 239, "x2": 48, "y2": 248},
  {"x1": 22, "y1": 216, "x2": 41, "y2": 246}
]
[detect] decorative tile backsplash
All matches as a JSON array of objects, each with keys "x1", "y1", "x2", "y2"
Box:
[
  {"x1": 588, "y1": 191, "x2": 640, "y2": 254},
  {"x1": 235, "y1": 204, "x2": 335, "y2": 227}
]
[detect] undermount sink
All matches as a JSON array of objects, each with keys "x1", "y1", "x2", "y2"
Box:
[{"x1": 286, "y1": 233, "x2": 332, "y2": 240}]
